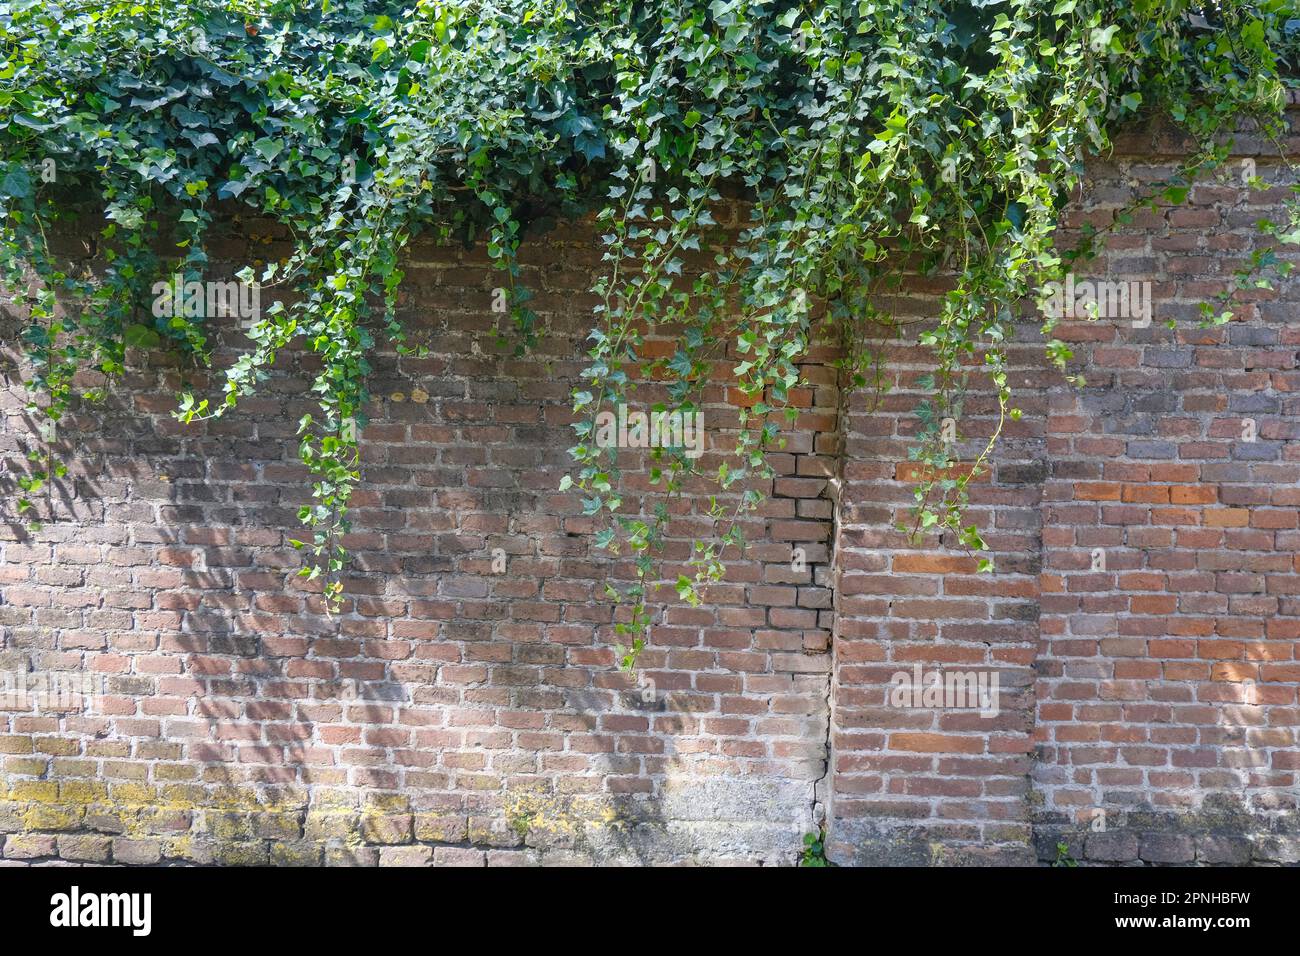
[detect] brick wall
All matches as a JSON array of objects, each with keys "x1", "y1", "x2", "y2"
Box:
[
  {"x1": 1031, "y1": 141, "x2": 1300, "y2": 867},
  {"x1": 826, "y1": 121, "x2": 1300, "y2": 867},
  {"x1": 1, "y1": 119, "x2": 1298, "y2": 866},
  {"x1": 0, "y1": 205, "x2": 839, "y2": 867}
]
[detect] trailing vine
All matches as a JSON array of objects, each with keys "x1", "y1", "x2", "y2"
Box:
[{"x1": 1, "y1": 1, "x2": 1298, "y2": 666}]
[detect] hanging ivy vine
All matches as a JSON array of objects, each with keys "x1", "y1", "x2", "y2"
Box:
[{"x1": 1, "y1": 0, "x2": 1298, "y2": 667}]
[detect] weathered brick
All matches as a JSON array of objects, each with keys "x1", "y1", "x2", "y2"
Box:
[
  {"x1": 1139, "y1": 833, "x2": 1194, "y2": 864},
  {"x1": 111, "y1": 838, "x2": 163, "y2": 865},
  {"x1": 1085, "y1": 831, "x2": 1140, "y2": 862},
  {"x1": 1195, "y1": 835, "x2": 1252, "y2": 865},
  {"x1": 378, "y1": 845, "x2": 432, "y2": 867}
]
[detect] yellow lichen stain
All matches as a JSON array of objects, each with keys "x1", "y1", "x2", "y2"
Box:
[
  {"x1": 21, "y1": 804, "x2": 82, "y2": 831},
  {"x1": 58, "y1": 781, "x2": 109, "y2": 804},
  {"x1": 8, "y1": 781, "x2": 58, "y2": 802},
  {"x1": 4, "y1": 777, "x2": 636, "y2": 859},
  {"x1": 503, "y1": 791, "x2": 630, "y2": 842},
  {"x1": 364, "y1": 792, "x2": 410, "y2": 813}
]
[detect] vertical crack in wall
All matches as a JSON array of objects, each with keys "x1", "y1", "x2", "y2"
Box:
[{"x1": 809, "y1": 356, "x2": 854, "y2": 846}]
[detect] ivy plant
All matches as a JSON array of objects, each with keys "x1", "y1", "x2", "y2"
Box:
[{"x1": 1, "y1": 0, "x2": 1298, "y2": 667}]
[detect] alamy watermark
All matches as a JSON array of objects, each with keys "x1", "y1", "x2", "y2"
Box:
[
  {"x1": 50, "y1": 886, "x2": 151, "y2": 937},
  {"x1": 594, "y1": 404, "x2": 705, "y2": 459},
  {"x1": 888, "y1": 663, "x2": 1000, "y2": 718},
  {"x1": 1040, "y1": 274, "x2": 1152, "y2": 328},
  {"x1": 151, "y1": 273, "x2": 261, "y2": 329},
  {"x1": 0, "y1": 670, "x2": 104, "y2": 711}
]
